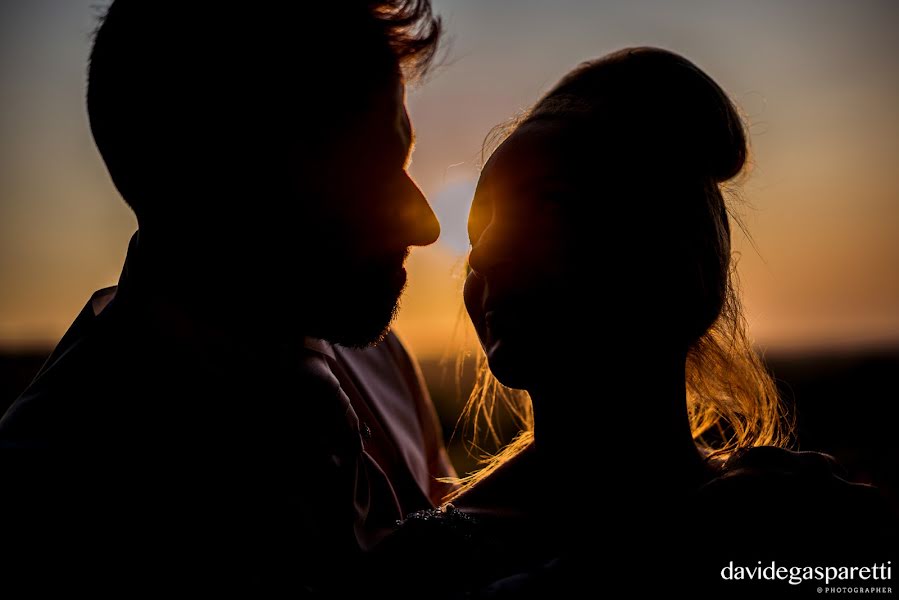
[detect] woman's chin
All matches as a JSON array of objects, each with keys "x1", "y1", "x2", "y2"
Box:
[{"x1": 485, "y1": 339, "x2": 533, "y2": 390}]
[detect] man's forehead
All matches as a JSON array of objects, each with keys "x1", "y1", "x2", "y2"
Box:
[
  {"x1": 382, "y1": 82, "x2": 414, "y2": 168},
  {"x1": 332, "y1": 80, "x2": 408, "y2": 146},
  {"x1": 400, "y1": 106, "x2": 414, "y2": 150}
]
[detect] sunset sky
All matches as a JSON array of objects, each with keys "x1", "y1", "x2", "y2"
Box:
[{"x1": 1, "y1": 0, "x2": 898, "y2": 358}]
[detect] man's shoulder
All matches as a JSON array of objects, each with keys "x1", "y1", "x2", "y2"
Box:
[{"x1": 0, "y1": 288, "x2": 146, "y2": 447}]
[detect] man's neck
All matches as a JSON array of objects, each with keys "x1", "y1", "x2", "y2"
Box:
[{"x1": 117, "y1": 229, "x2": 311, "y2": 350}]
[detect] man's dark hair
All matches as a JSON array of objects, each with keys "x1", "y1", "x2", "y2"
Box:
[{"x1": 86, "y1": 1, "x2": 442, "y2": 218}]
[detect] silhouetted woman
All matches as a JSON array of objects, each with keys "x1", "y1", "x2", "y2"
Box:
[{"x1": 376, "y1": 47, "x2": 896, "y2": 598}]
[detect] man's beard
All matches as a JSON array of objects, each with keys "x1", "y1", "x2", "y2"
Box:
[{"x1": 306, "y1": 255, "x2": 408, "y2": 348}]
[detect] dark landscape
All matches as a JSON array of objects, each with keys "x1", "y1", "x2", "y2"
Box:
[{"x1": 3, "y1": 345, "x2": 896, "y2": 513}]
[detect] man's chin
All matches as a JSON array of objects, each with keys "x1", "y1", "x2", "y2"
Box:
[
  {"x1": 310, "y1": 293, "x2": 402, "y2": 349},
  {"x1": 326, "y1": 319, "x2": 394, "y2": 349}
]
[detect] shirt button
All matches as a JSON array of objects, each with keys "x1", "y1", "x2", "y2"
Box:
[{"x1": 360, "y1": 422, "x2": 372, "y2": 440}]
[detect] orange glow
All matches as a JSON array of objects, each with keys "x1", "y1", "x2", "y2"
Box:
[{"x1": 2, "y1": 1, "x2": 898, "y2": 357}]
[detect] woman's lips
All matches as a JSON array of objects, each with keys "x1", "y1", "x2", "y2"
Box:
[{"x1": 484, "y1": 309, "x2": 519, "y2": 336}]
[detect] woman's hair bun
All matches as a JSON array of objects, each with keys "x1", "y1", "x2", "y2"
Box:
[{"x1": 534, "y1": 47, "x2": 748, "y2": 183}]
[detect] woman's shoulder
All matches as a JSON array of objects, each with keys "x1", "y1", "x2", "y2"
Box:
[
  {"x1": 702, "y1": 446, "x2": 876, "y2": 498},
  {"x1": 696, "y1": 446, "x2": 896, "y2": 558}
]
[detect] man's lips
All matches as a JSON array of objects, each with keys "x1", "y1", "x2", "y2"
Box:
[
  {"x1": 368, "y1": 248, "x2": 408, "y2": 282},
  {"x1": 391, "y1": 265, "x2": 408, "y2": 288}
]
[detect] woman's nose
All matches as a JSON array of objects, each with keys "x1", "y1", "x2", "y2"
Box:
[{"x1": 468, "y1": 240, "x2": 490, "y2": 275}]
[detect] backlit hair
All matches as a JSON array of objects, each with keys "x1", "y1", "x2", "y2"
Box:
[{"x1": 448, "y1": 47, "x2": 792, "y2": 500}]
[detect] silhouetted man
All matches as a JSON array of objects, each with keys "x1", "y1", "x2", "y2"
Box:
[{"x1": 0, "y1": 1, "x2": 453, "y2": 594}]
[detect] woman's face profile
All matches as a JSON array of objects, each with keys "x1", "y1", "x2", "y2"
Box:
[{"x1": 464, "y1": 119, "x2": 597, "y2": 389}]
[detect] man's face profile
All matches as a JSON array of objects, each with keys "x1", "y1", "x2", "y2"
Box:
[
  {"x1": 84, "y1": 3, "x2": 444, "y2": 348},
  {"x1": 276, "y1": 79, "x2": 440, "y2": 347}
]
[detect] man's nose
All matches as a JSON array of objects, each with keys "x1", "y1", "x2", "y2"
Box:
[{"x1": 398, "y1": 174, "x2": 440, "y2": 247}]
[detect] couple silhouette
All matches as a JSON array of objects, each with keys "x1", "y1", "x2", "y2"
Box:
[{"x1": 0, "y1": 1, "x2": 894, "y2": 597}]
